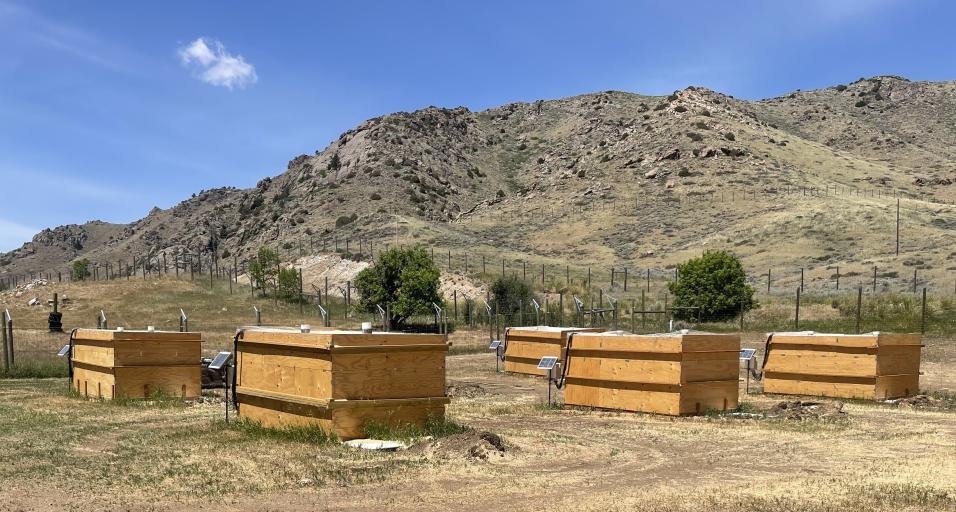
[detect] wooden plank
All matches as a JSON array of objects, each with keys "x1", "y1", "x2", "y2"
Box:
[
  {"x1": 875, "y1": 333, "x2": 923, "y2": 346},
  {"x1": 680, "y1": 334, "x2": 741, "y2": 353},
  {"x1": 505, "y1": 340, "x2": 564, "y2": 361},
  {"x1": 236, "y1": 386, "x2": 331, "y2": 408},
  {"x1": 332, "y1": 351, "x2": 446, "y2": 399},
  {"x1": 677, "y1": 380, "x2": 739, "y2": 415},
  {"x1": 113, "y1": 340, "x2": 201, "y2": 366},
  {"x1": 71, "y1": 341, "x2": 115, "y2": 367},
  {"x1": 73, "y1": 329, "x2": 201, "y2": 342},
  {"x1": 565, "y1": 356, "x2": 681, "y2": 385},
  {"x1": 113, "y1": 366, "x2": 201, "y2": 399},
  {"x1": 763, "y1": 377, "x2": 875, "y2": 400},
  {"x1": 876, "y1": 345, "x2": 922, "y2": 376},
  {"x1": 72, "y1": 364, "x2": 116, "y2": 399},
  {"x1": 771, "y1": 334, "x2": 878, "y2": 348},
  {"x1": 875, "y1": 374, "x2": 919, "y2": 399},
  {"x1": 681, "y1": 352, "x2": 739, "y2": 383},
  {"x1": 568, "y1": 334, "x2": 683, "y2": 353},
  {"x1": 331, "y1": 402, "x2": 446, "y2": 441},
  {"x1": 503, "y1": 358, "x2": 549, "y2": 376},
  {"x1": 237, "y1": 391, "x2": 333, "y2": 430},
  {"x1": 236, "y1": 343, "x2": 332, "y2": 400},
  {"x1": 764, "y1": 348, "x2": 877, "y2": 378},
  {"x1": 565, "y1": 380, "x2": 681, "y2": 415}
]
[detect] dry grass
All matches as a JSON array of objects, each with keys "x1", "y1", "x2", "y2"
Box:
[{"x1": 1, "y1": 351, "x2": 955, "y2": 510}]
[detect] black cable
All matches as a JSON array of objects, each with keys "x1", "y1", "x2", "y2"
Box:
[
  {"x1": 554, "y1": 332, "x2": 575, "y2": 390},
  {"x1": 751, "y1": 333, "x2": 774, "y2": 381},
  {"x1": 231, "y1": 329, "x2": 242, "y2": 411},
  {"x1": 67, "y1": 328, "x2": 77, "y2": 383}
]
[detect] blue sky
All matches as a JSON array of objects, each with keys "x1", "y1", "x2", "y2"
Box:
[{"x1": 0, "y1": 0, "x2": 953, "y2": 251}]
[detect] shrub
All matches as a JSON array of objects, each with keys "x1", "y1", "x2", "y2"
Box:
[
  {"x1": 855, "y1": 100, "x2": 867, "y2": 107},
  {"x1": 370, "y1": 192, "x2": 382, "y2": 200},
  {"x1": 723, "y1": 132, "x2": 736, "y2": 141},
  {"x1": 674, "y1": 105, "x2": 688, "y2": 113},
  {"x1": 335, "y1": 214, "x2": 357, "y2": 228},
  {"x1": 489, "y1": 276, "x2": 536, "y2": 316},
  {"x1": 328, "y1": 152, "x2": 341, "y2": 171},
  {"x1": 667, "y1": 250, "x2": 756, "y2": 322},
  {"x1": 248, "y1": 247, "x2": 279, "y2": 292},
  {"x1": 686, "y1": 132, "x2": 703, "y2": 142},
  {"x1": 72, "y1": 259, "x2": 91, "y2": 281},
  {"x1": 277, "y1": 267, "x2": 301, "y2": 301},
  {"x1": 354, "y1": 246, "x2": 442, "y2": 329}
]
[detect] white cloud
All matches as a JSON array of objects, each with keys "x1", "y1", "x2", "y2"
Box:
[
  {"x1": 0, "y1": 218, "x2": 38, "y2": 252},
  {"x1": 178, "y1": 37, "x2": 257, "y2": 89}
]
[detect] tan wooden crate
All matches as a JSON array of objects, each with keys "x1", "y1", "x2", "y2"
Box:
[
  {"x1": 71, "y1": 329, "x2": 203, "y2": 399},
  {"x1": 503, "y1": 326, "x2": 604, "y2": 376},
  {"x1": 235, "y1": 328, "x2": 449, "y2": 440},
  {"x1": 762, "y1": 332, "x2": 922, "y2": 400},
  {"x1": 563, "y1": 331, "x2": 740, "y2": 416}
]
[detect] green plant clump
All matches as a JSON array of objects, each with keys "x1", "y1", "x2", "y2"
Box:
[{"x1": 668, "y1": 250, "x2": 756, "y2": 322}]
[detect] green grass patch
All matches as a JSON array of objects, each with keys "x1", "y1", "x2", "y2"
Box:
[
  {"x1": 0, "y1": 360, "x2": 69, "y2": 379},
  {"x1": 363, "y1": 415, "x2": 471, "y2": 441},
  {"x1": 215, "y1": 418, "x2": 338, "y2": 444}
]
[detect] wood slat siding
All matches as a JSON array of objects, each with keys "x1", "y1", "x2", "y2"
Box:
[
  {"x1": 503, "y1": 327, "x2": 604, "y2": 376},
  {"x1": 563, "y1": 332, "x2": 740, "y2": 416},
  {"x1": 70, "y1": 329, "x2": 203, "y2": 400},
  {"x1": 763, "y1": 332, "x2": 922, "y2": 400},
  {"x1": 235, "y1": 328, "x2": 449, "y2": 440}
]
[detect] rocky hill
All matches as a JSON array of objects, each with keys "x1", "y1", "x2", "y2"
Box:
[{"x1": 3, "y1": 76, "x2": 955, "y2": 290}]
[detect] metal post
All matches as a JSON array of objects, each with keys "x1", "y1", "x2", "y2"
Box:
[
  {"x1": 921, "y1": 287, "x2": 927, "y2": 334},
  {"x1": 836, "y1": 266, "x2": 840, "y2": 290},
  {"x1": 873, "y1": 266, "x2": 877, "y2": 293},
  {"x1": 913, "y1": 268, "x2": 918, "y2": 293},
  {"x1": 767, "y1": 268, "x2": 771, "y2": 293},
  {"x1": 623, "y1": 268, "x2": 628, "y2": 291},
  {"x1": 795, "y1": 288, "x2": 801, "y2": 330},
  {"x1": 800, "y1": 268, "x2": 804, "y2": 292},
  {"x1": 1, "y1": 310, "x2": 8, "y2": 371}
]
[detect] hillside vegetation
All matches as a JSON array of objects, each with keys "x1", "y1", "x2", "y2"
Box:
[{"x1": 3, "y1": 76, "x2": 955, "y2": 292}]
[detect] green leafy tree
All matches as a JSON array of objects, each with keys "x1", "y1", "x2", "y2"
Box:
[
  {"x1": 489, "y1": 276, "x2": 536, "y2": 316},
  {"x1": 355, "y1": 246, "x2": 441, "y2": 328},
  {"x1": 277, "y1": 267, "x2": 301, "y2": 301},
  {"x1": 72, "y1": 258, "x2": 91, "y2": 281},
  {"x1": 668, "y1": 250, "x2": 756, "y2": 322},
  {"x1": 248, "y1": 247, "x2": 280, "y2": 294}
]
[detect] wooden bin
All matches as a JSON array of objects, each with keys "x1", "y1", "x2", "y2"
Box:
[
  {"x1": 503, "y1": 326, "x2": 604, "y2": 376},
  {"x1": 762, "y1": 332, "x2": 922, "y2": 400},
  {"x1": 563, "y1": 331, "x2": 740, "y2": 416},
  {"x1": 71, "y1": 328, "x2": 203, "y2": 400},
  {"x1": 235, "y1": 328, "x2": 450, "y2": 440}
]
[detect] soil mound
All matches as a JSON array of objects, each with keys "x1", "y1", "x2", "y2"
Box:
[
  {"x1": 771, "y1": 400, "x2": 846, "y2": 420},
  {"x1": 409, "y1": 431, "x2": 508, "y2": 461}
]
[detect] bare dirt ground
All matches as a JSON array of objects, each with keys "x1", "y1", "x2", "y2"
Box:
[{"x1": 2, "y1": 333, "x2": 956, "y2": 511}]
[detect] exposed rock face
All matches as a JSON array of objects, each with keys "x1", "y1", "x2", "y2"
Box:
[{"x1": 3, "y1": 76, "x2": 956, "y2": 281}]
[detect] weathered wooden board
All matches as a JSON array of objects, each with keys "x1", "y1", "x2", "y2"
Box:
[
  {"x1": 762, "y1": 332, "x2": 922, "y2": 400},
  {"x1": 235, "y1": 328, "x2": 449, "y2": 440},
  {"x1": 563, "y1": 332, "x2": 740, "y2": 416}
]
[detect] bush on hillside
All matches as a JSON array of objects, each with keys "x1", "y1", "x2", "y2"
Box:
[
  {"x1": 354, "y1": 246, "x2": 442, "y2": 329},
  {"x1": 667, "y1": 250, "x2": 756, "y2": 322}
]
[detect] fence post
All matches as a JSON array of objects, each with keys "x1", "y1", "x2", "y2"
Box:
[
  {"x1": 921, "y1": 287, "x2": 927, "y2": 335},
  {"x1": 623, "y1": 268, "x2": 628, "y2": 291},
  {"x1": 299, "y1": 268, "x2": 304, "y2": 314},
  {"x1": 872, "y1": 266, "x2": 877, "y2": 293},
  {"x1": 767, "y1": 269, "x2": 771, "y2": 293},
  {"x1": 1, "y1": 310, "x2": 8, "y2": 371},
  {"x1": 795, "y1": 288, "x2": 801, "y2": 330},
  {"x1": 836, "y1": 266, "x2": 840, "y2": 291}
]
